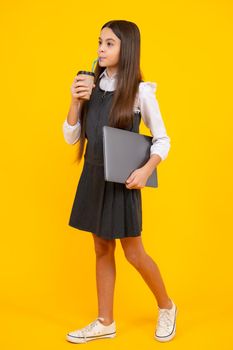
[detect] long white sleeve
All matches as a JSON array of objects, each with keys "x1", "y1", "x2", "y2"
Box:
[
  {"x1": 138, "y1": 82, "x2": 171, "y2": 161},
  {"x1": 62, "y1": 119, "x2": 81, "y2": 144}
]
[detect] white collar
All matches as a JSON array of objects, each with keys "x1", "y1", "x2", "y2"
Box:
[{"x1": 99, "y1": 68, "x2": 118, "y2": 80}]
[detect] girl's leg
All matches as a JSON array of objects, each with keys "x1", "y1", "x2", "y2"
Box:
[
  {"x1": 92, "y1": 233, "x2": 116, "y2": 325},
  {"x1": 120, "y1": 236, "x2": 172, "y2": 309}
]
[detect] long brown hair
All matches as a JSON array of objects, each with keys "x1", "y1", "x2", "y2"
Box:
[{"x1": 75, "y1": 20, "x2": 144, "y2": 164}]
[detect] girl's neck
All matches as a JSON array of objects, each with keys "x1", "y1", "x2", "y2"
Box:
[{"x1": 106, "y1": 67, "x2": 118, "y2": 79}]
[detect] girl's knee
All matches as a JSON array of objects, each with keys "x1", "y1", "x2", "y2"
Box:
[
  {"x1": 123, "y1": 249, "x2": 146, "y2": 268},
  {"x1": 92, "y1": 234, "x2": 116, "y2": 257},
  {"x1": 120, "y1": 237, "x2": 145, "y2": 267}
]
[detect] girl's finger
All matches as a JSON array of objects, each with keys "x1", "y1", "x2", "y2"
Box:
[
  {"x1": 77, "y1": 92, "x2": 89, "y2": 97},
  {"x1": 74, "y1": 82, "x2": 89, "y2": 88},
  {"x1": 75, "y1": 87, "x2": 90, "y2": 93},
  {"x1": 74, "y1": 76, "x2": 86, "y2": 82}
]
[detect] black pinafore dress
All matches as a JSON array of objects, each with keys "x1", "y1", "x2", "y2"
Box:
[{"x1": 68, "y1": 76, "x2": 143, "y2": 240}]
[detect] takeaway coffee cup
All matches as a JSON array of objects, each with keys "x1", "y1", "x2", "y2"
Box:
[{"x1": 76, "y1": 70, "x2": 95, "y2": 100}]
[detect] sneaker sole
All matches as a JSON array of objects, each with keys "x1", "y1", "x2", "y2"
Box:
[
  {"x1": 154, "y1": 307, "x2": 178, "y2": 342},
  {"x1": 66, "y1": 332, "x2": 116, "y2": 343}
]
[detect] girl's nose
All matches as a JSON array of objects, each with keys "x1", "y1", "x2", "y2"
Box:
[{"x1": 98, "y1": 43, "x2": 105, "y2": 51}]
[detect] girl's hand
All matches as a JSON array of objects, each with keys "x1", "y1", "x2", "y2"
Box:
[
  {"x1": 125, "y1": 167, "x2": 151, "y2": 189},
  {"x1": 70, "y1": 75, "x2": 96, "y2": 102}
]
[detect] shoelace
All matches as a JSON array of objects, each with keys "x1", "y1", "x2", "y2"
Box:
[
  {"x1": 80, "y1": 318, "x2": 103, "y2": 342},
  {"x1": 157, "y1": 309, "x2": 173, "y2": 330}
]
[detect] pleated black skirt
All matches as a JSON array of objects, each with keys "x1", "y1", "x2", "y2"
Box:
[{"x1": 68, "y1": 159, "x2": 142, "y2": 240}]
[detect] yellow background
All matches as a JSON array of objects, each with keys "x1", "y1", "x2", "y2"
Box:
[{"x1": 1, "y1": 0, "x2": 233, "y2": 349}]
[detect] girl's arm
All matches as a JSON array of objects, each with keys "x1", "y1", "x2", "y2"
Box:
[
  {"x1": 62, "y1": 100, "x2": 84, "y2": 144},
  {"x1": 125, "y1": 84, "x2": 171, "y2": 188},
  {"x1": 142, "y1": 154, "x2": 162, "y2": 176},
  {"x1": 139, "y1": 81, "x2": 171, "y2": 172}
]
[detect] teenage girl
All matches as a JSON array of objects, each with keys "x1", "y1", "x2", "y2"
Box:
[{"x1": 63, "y1": 20, "x2": 177, "y2": 343}]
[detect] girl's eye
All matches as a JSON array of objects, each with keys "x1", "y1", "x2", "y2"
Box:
[{"x1": 98, "y1": 42, "x2": 113, "y2": 46}]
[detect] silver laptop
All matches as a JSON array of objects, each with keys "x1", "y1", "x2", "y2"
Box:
[{"x1": 102, "y1": 126, "x2": 158, "y2": 188}]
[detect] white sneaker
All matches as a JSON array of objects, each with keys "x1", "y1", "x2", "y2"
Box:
[
  {"x1": 66, "y1": 317, "x2": 116, "y2": 343},
  {"x1": 154, "y1": 299, "x2": 177, "y2": 342}
]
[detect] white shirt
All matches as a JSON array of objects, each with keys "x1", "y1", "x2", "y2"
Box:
[{"x1": 62, "y1": 68, "x2": 171, "y2": 161}]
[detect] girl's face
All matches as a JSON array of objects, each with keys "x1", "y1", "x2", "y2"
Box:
[{"x1": 97, "y1": 27, "x2": 121, "y2": 70}]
